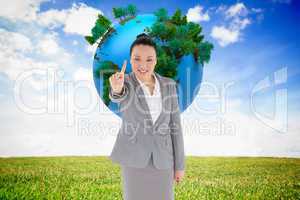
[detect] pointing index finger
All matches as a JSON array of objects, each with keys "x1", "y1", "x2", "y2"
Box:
[{"x1": 120, "y1": 60, "x2": 127, "y2": 74}]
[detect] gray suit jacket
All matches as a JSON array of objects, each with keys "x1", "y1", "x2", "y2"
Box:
[{"x1": 108, "y1": 71, "x2": 185, "y2": 170}]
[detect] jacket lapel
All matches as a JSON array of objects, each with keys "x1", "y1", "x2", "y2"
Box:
[{"x1": 130, "y1": 71, "x2": 166, "y2": 128}]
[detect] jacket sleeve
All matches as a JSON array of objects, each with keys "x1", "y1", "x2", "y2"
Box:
[
  {"x1": 108, "y1": 81, "x2": 129, "y2": 103},
  {"x1": 169, "y1": 81, "x2": 185, "y2": 171}
]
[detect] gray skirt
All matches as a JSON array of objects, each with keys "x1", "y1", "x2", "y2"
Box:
[{"x1": 120, "y1": 152, "x2": 175, "y2": 200}]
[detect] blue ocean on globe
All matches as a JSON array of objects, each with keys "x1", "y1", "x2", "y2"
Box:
[{"x1": 93, "y1": 14, "x2": 203, "y2": 117}]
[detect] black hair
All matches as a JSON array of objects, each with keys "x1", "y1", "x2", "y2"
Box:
[{"x1": 130, "y1": 33, "x2": 157, "y2": 57}]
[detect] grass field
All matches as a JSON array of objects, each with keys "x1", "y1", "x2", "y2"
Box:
[{"x1": 0, "y1": 156, "x2": 299, "y2": 199}]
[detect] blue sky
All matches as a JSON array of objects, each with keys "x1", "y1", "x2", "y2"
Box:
[{"x1": 0, "y1": 0, "x2": 299, "y2": 157}]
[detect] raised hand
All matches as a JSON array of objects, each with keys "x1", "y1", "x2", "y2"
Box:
[{"x1": 109, "y1": 60, "x2": 127, "y2": 94}]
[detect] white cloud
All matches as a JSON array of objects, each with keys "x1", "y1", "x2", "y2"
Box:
[
  {"x1": 225, "y1": 2, "x2": 248, "y2": 18},
  {"x1": 184, "y1": 109, "x2": 300, "y2": 157},
  {"x1": 63, "y1": 3, "x2": 102, "y2": 36},
  {"x1": 0, "y1": 97, "x2": 118, "y2": 157},
  {"x1": 215, "y1": 4, "x2": 227, "y2": 13},
  {"x1": 0, "y1": 28, "x2": 52, "y2": 81},
  {"x1": 0, "y1": 28, "x2": 73, "y2": 104},
  {"x1": 230, "y1": 18, "x2": 251, "y2": 30},
  {"x1": 0, "y1": 1, "x2": 103, "y2": 36},
  {"x1": 0, "y1": 1, "x2": 82, "y2": 84},
  {"x1": 73, "y1": 67, "x2": 93, "y2": 81},
  {"x1": 86, "y1": 43, "x2": 98, "y2": 55},
  {"x1": 0, "y1": 28, "x2": 74, "y2": 84},
  {"x1": 0, "y1": 0, "x2": 49, "y2": 22},
  {"x1": 33, "y1": 31, "x2": 74, "y2": 64},
  {"x1": 37, "y1": 8, "x2": 68, "y2": 29},
  {"x1": 211, "y1": 26, "x2": 239, "y2": 47},
  {"x1": 0, "y1": 1, "x2": 121, "y2": 158},
  {"x1": 251, "y1": 8, "x2": 263, "y2": 13},
  {"x1": 72, "y1": 40, "x2": 79, "y2": 46},
  {"x1": 36, "y1": 32, "x2": 61, "y2": 55},
  {"x1": 251, "y1": 8, "x2": 264, "y2": 23},
  {"x1": 37, "y1": 3, "x2": 103, "y2": 36},
  {"x1": 0, "y1": 1, "x2": 104, "y2": 64},
  {"x1": 0, "y1": 29, "x2": 33, "y2": 53},
  {"x1": 186, "y1": 5, "x2": 210, "y2": 23},
  {"x1": 211, "y1": 2, "x2": 254, "y2": 47}
]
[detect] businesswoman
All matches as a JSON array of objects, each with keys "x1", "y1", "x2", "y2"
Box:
[{"x1": 108, "y1": 33, "x2": 185, "y2": 200}]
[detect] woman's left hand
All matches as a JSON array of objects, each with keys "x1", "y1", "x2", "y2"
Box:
[{"x1": 174, "y1": 170, "x2": 185, "y2": 184}]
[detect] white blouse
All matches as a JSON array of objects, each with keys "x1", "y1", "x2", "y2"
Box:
[{"x1": 136, "y1": 73, "x2": 162, "y2": 124}]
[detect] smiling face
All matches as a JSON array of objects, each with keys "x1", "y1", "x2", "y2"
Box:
[{"x1": 130, "y1": 44, "x2": 157, "y2": 82}]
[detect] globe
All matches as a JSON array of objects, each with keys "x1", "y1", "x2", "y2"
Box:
[{"x1": 93, "y1": 14, "x2": 203, "y2": 117}]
